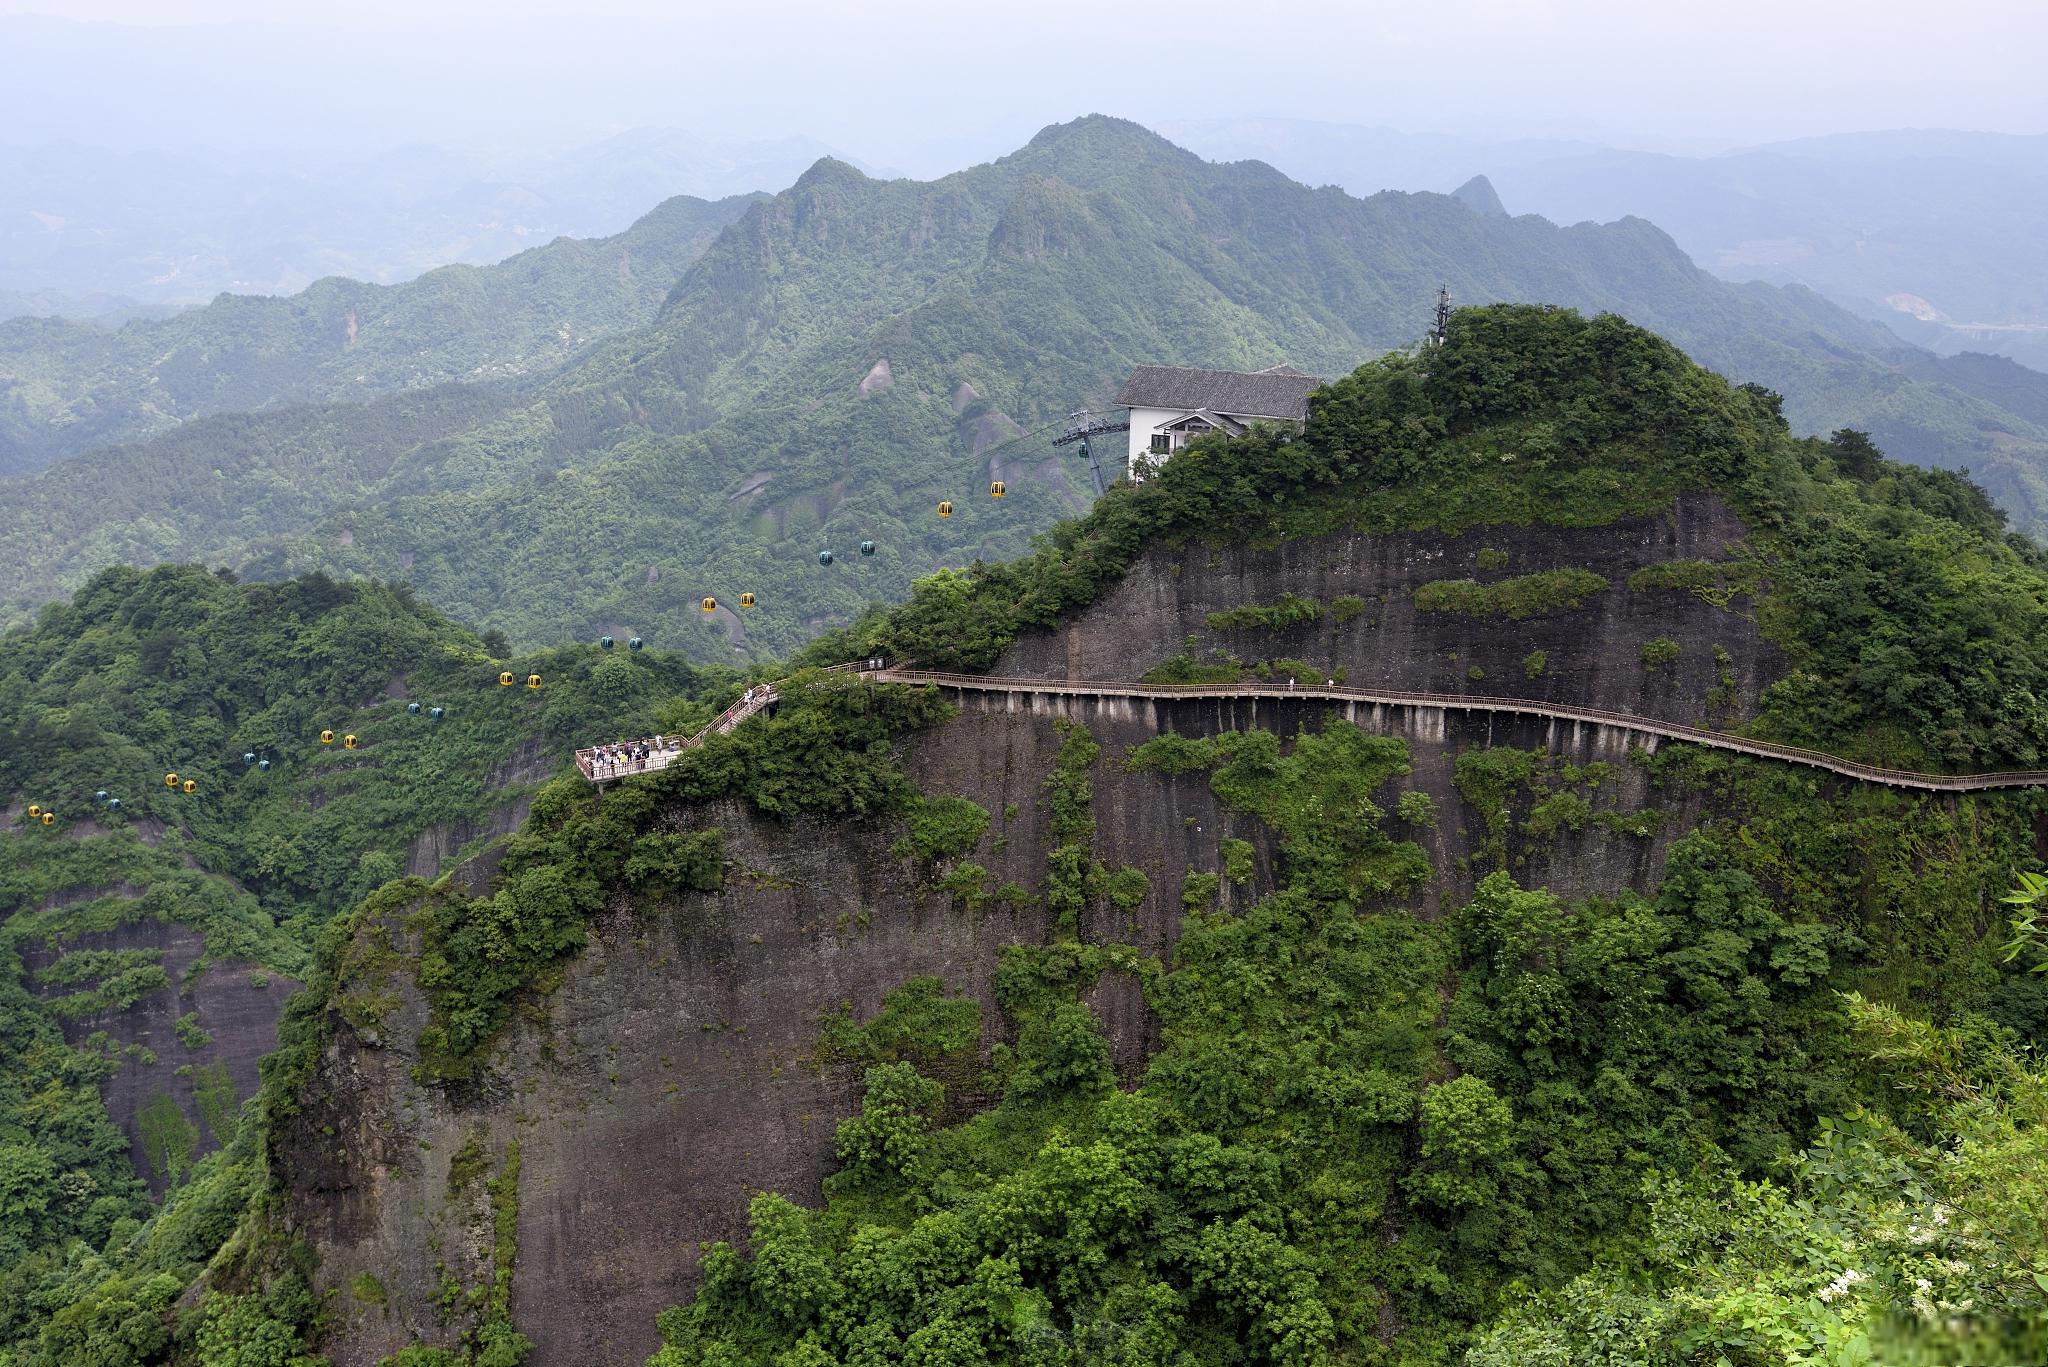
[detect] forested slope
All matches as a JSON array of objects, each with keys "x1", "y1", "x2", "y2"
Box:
[
  {"x1": 64, "y1": 307, "x2": 2026, "y2": 1367},
  {"x1": 0, "y1": 191, "x2": 761, "y2": 475},
  {"x1": 6, "y1": 118, "x2": 2048, "y2": 660},
  {"x1": 0, "y1": 566, "x2": 726, "y2": 1363}
]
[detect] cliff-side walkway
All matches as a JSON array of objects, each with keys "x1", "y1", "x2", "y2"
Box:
[{"x1": 582, "y1": 666, "x2": 2048, "y2": 793}]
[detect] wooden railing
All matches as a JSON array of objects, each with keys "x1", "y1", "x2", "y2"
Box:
[{"x1": 579, "y1": 664, "x2": 2048, "y2": 794}]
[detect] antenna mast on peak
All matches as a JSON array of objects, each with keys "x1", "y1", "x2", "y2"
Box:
[{"x1": 1430, "y1": 286, "x2": 1452, "y2": 347}]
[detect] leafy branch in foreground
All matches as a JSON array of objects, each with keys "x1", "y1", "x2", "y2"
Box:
[{"x1": 2004, "y1": 870, "x2": 2048, "y2": 973}]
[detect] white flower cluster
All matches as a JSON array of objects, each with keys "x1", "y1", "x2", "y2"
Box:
[{"x1": 1816, "y1": 1267, "x2": 1868, "y2": 1303}]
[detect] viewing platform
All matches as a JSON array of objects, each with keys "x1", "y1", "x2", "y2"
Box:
[{"x1": 575, "y1": 684, "x2": 777, "y2": 783}]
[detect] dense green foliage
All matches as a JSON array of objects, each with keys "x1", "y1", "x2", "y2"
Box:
[
  {"x1": 10, "y1": 301, "x2": 2048, "y2": 1365},
  {"x1": 621, "y1": 308, "x2": 2048, "y2": 1364},
  {"x1": 1203, "y1": 593, "x2": 1325, "y2": 632},
  {"x1": 10, "y1": 117, "x2": 2048, "y2": 660},
  {"x1": 649, "y1": 702, "x2": 2048, "y2": 1363},
  {"x1": 1468, "y1": 994, "x2": 2048, "y2": 1365},
  {"x1": 0, "y1": 565, "x2": 717, "y2": 1363},
  {"x1": 1412, "y1": 569, "x2": 1610, "y2": 620}
]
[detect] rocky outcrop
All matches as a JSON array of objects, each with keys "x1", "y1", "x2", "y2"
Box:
[
  {"x1": 996, "y1": 491, "x2": 1780, "y2": 730},
  {"x1": 281, "y1": 497, "x2": 1783, "y2": 1365},
  {"x1": 285, "y1": 702, "x2": 1712, "y2": 1367},
  {"x1": 18, "y1": 920, "x2": 298, "y2": 1195},
  {"x1": 404, "y1": 737, "x2": 554, "y2": 880}
]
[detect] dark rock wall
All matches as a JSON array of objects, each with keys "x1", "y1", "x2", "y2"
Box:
[
  {"x1": 285, "y1": 495, "x2": 1790, "y2": 1365},
  {"x1": 18, "y1": 920, "x2": 298, "y2": 1195},
  {"x1": 288, "y1": 697, "x2": 1713, "y2": 1367},
  {"x1": 994, "y1": 491, "x2": 1780, "y2": 728}
]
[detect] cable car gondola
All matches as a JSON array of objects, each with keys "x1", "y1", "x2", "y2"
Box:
[
  {"x1": 499, "y1": 672, "x2": 515, "y2": 687},
  {"x1": 628, "y1": 637, "x2": 643, "y2": 650},
  {"x1": 181, "y1": 779, "x2": 197, "y2": 794},
  {"x1": 164, "y1": 772, "x2": 180, "y2": 788},
  {"x1": 526, "y1": 674, "x2": 542, "y2": 690},
  {"x1": 701, "y1": 597, "x2": 717, "y2": 613},
  {"x1": 739, "y1": 592, "x2": 756, "y2": 608},
  {"x1": 600, "y1": 636, "x2": 615, "y2": 650},
  {"x1": 990, "y1": 480, "x2": 1006, "y2": 498},
  {"x1": 937, "y1": 501, "x2": 953, "y2": 519},
  {"x1": 343, "y1": 735, "x2": 357, "y2": 750},
  {"x1": 818, "y1": 549, "x2": 834, "y2": 566},
  {"x1": 860, "y1": 540, "x2": 876, "y2": 557}
]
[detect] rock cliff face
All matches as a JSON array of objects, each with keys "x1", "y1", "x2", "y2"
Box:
[
  {"x1": 1000, "y1": 490, "x2": 1779, "y2": 727},
  {"x1": 280, "y1": 497, "x2": 1782, "y2": 1367},
  {"x1": 403, "y1": 737, "x2": 554, "y2": 880},
  {"x1": 8, "y1": 737, "x2": 555, "y2": 1196},
  {"x1": 18, "y1": 920, "x2": 298, "y2": 1195}
]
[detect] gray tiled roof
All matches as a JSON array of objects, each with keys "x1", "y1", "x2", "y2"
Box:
[{"x1": 1115, "y1": 364, "x2": 1325, "y2": 421}]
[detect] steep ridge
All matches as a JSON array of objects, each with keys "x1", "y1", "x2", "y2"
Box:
[
  {"x1": 232, "y1": 310, "x2": 2048, "y2": 1366},
  {"x1": 8, "y1": 118, "x2": 2048, "y2": 654},
  {"x1": 0, "y1": 191, "x2": 761, "y2": 475}
]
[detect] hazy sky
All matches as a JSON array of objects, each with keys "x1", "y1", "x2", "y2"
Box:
[{"x1": 2, "y1": 0, "x2": 2044, "y2": 165}]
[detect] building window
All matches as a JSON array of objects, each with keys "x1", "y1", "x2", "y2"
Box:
[{"x1": 1150, "y1": 433, "x2": 1170, "y2": 453}]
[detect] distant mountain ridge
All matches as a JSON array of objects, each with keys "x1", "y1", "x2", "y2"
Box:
[
  {"x1": 1167, "y1": 117, "x2": 2048, "y2": 372},
  {"x1": 5, "y1": 116, "x2": 2048, "y2": 661},
  {"x1": 0, "y1": 190, "x2": 762, "y2": 475}
]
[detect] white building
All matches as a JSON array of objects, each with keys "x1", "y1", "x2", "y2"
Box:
[{"x1": 1115, "y1": 363, "x2": 1325, "y2": 479}]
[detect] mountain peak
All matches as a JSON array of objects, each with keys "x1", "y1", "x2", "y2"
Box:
[
  {"x1": 1023, "y1": 113, "x2": 1167, "y2": 150},
  {"x1": 791, "y1": 155, "x2": 871, "y2": 193},
  {"x1": 1010, "y1": 114, "x2": 1197, "y2": 172},
  {"x1": 1451, "y1": 174, "x2": 1508, "y2": 216}
]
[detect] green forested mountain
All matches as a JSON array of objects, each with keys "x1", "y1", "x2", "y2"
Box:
[
  {"x1": 6, "y1": 117, "x2": 2048, "y2": 663},
  {"x1": 3, "y1": 308, "x2": 2046, "y2": 1365},
  {"x1": 0, "y1": 192, "x2": 761, "y2": 475},
  {"x1": 610, "y1": 309, "x2": 2048, "y2": 1366}
]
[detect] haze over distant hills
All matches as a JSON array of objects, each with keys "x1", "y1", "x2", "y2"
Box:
[
  {"x1": 0, "y1": 130, "x2": 858, "y2": 308},
  {"x1": 1165, "y1": 118, "x2": 2048, "y2": 372},
  {"x1": 8, "y1": 116, "x2": 2048, "y2": 664}
]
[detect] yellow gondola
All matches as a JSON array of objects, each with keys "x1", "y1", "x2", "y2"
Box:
[
  {"x1": 343, "y1": 735, "x2": 358, "y2": 750},
  {"x1": 526, "y1": 674, "x2": 542, "y2": 690},
  {"x1": 40, "y1": 811, "x2": 54, "y2": 826},
  {"x1": 181, "y1": 779, "x2": 197, "y2": 794},
  {"x1": 499, "y1": 671, "x2": 515, "y2": 687},
  {"x1": 937, "y1": 500, "x2": 953, "y2": 518},
  {"x1": 320, "y1": 729, "x2": 335, "y2": 744},
  {"x1": 701, "y1": 596, "x2": 717, "y2": 612},
  {"x1": 26, "y1": 804, "x2": 40, "y2": 818},
  {"x1": 990, "y1": 480, "x2": 1006, "y2": 498},
  {"x1": 164, "y1": 772, "x2": 180, "y2": 788},
  {"x1": 739, "y1": 592, "x2": 756, "y2": 608}
]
